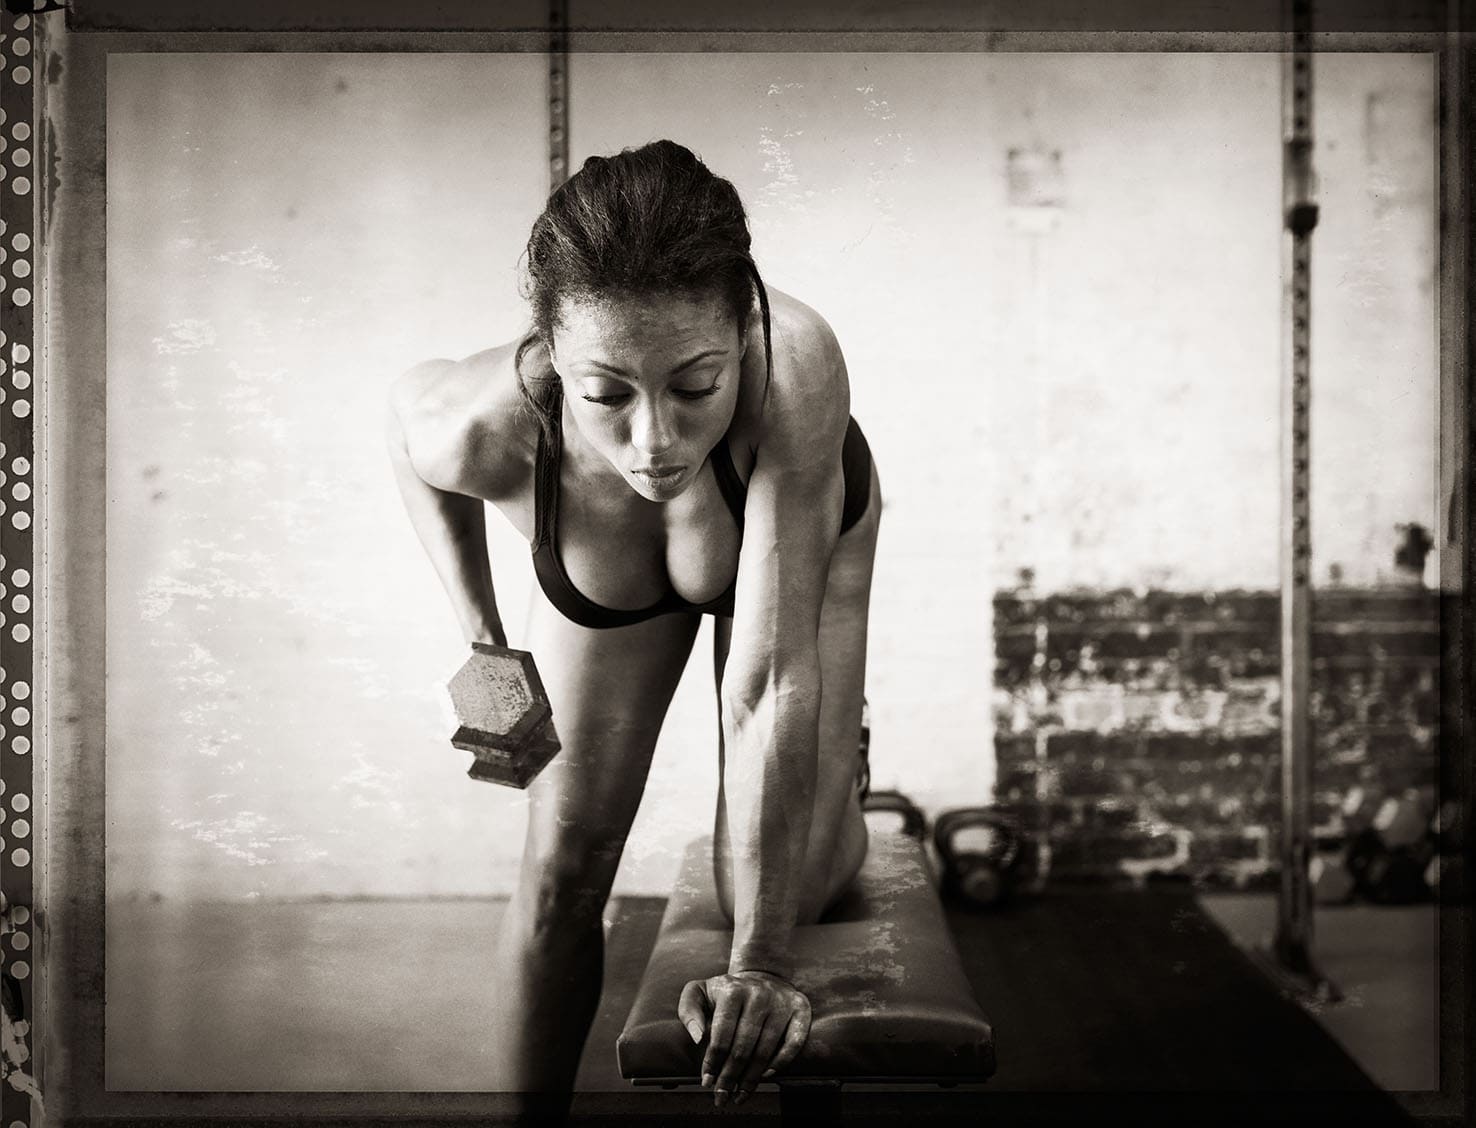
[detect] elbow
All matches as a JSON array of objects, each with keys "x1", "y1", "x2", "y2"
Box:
[
  {"x1": 718, "y1": 645, "x2": 765, "y2": 714},
  {"x1": 719, "y1": 643, "x2": 822, "y2": 730}
]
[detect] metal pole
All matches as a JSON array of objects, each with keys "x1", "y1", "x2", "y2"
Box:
[
  {"x1": 0, "y1": 9, "x2": 41, "y2": 1128},
  {"x1": 548, "y1": 0, "x2": 569, "y2": 192},
  {"x1": 1271, "y1": 0, "x2": 1337, "y2": 1002}
]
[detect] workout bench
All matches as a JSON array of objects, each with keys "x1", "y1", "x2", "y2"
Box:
[{"x1": 617, "y1": 830, "x2": 995, "y2": 1122}]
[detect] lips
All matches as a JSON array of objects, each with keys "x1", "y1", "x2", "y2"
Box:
[{"x1": 632, "y1": 464, "x2": 688, "y2": 492}]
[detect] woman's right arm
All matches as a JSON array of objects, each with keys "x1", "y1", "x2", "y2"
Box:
[{"x1": 385, "y1": 360, "x2": 508, "y2": 648}]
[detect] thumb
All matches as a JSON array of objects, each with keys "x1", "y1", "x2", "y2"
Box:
[{"x1": 676, "y1": 979, "x2": 710, "y2": 1044}]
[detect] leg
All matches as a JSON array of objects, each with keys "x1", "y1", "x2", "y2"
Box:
[
  {"x1": 712, "y1": 459, "x2": 883, "y2": 925},
  {"x1": 488, "y1": 594, "x2": 700, "y2": 1120}
]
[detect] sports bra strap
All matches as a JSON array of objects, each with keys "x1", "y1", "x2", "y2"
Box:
[
  {"x1": 532, "y1": 389, "x2": 564, "y2": 551},
  {"x1": 708, "y1": 437, "x2": 748, "y2": 529}
]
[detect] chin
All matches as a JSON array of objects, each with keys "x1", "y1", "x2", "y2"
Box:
[{"x1": 628, "y1": 466, "x2": 692, "y2": 500}]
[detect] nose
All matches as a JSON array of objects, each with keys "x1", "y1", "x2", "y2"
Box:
[{"x1": 630, "y1": 397, "x2": 677, "y2": 460}]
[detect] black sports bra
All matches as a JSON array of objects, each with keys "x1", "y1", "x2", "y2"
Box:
[{"x1": 530, "y1": 387, "x2": 873, "y2": 629}]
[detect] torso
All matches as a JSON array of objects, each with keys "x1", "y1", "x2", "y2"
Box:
[
  {"x1": 402, "y1": 290, "x2": 829, "y2": 615},
  {"x1": 545, "y1": 386, "x2": 748, "y2": 611}
]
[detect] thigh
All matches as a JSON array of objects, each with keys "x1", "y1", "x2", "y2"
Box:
[
  {"x1": 517, "y1": 589, "x2": 702, "y2": 899},
  {"x1": 805, "y1": 459, "x2": 882, "y2": 872}
]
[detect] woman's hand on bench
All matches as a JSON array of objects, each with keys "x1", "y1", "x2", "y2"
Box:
[{"x1": 677, "y1": 970, "x2": 812, "y2": 1107}]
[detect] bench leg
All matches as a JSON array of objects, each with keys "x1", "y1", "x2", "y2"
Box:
[{"x1": 778, "y1": 1081, "x2": 842, "y2": 1127}]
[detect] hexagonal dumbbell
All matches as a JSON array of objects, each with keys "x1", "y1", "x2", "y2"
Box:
[{"x1": 446, "y1": 643, "x2": 561, "y2": 788}]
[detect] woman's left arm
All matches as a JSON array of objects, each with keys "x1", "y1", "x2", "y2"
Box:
[{"x1": 677, "y1": 320, "x2": 850, "y2": 1105}]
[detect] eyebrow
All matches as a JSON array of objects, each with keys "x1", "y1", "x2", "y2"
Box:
[{"x1": 582, "y1": 348, "x2": 729, "y2": 378}]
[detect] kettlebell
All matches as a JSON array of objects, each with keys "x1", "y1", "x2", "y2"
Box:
[
  {"x1": 933, "y1": 807, "x2": 1024, "y2": 909},
  {"x1": 861, "y1": 789, "x2": 927, "y2": 841}
]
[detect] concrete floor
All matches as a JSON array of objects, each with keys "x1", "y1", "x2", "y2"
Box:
[
  {"x1": 1197, "y1": 893, "x2": 1439, "y2": 1094},
  {"x1": 106, "y1": 892, "x2": 1439, "y2": 1096}
]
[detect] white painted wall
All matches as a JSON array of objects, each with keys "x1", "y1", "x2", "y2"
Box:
[
  {"x1": 105, "y1": 51, "x2": 1437, "y2": 902},
  {"x1": 106, "y1": 54, "x2": 549, "y2": 901}
]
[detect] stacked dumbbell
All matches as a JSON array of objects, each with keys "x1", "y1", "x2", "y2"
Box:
[{"x1": 1309, "y1": 786, "x2": 1461, "y2": 906}]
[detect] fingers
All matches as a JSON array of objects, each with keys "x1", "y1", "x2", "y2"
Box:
[
  {"x1": 692, "y1": 976, "x2": 814, "y2": 1107},
  {"x1": 676, "y1": 979, "x2": 710, "y2": 1045},
  {"x1": 766, "y1": 1002, "x2": 812, "y2": 1075},
  {"x1": 701, "y1": 988, "x2": 743, "y2": 1093},
  {"x1": 714, "y1": 1004, "x2": 768, "y2": 1106},
  {"x1": 733, "y1": 1018, "x2": 787, "y2": 1099}
]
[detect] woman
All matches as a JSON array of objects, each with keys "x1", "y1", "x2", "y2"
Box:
[{"x1": 386, "y1": 140, "x2": 881, "y2": 1117}]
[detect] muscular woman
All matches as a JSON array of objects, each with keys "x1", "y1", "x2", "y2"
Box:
[{"x1": 386, "y1": 140, "x2": 882, "y2": 1119}]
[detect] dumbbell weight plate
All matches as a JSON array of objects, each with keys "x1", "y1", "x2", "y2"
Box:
[
  {"x1": 1372, "y1": 791, "x2": 1432, "y2": 850},
  {"x1": 447, "y1": 642, "x2": 562, "y2": 788},
  {"x1": 465, "y1": 726, "x2": 562, "y2": 788}
]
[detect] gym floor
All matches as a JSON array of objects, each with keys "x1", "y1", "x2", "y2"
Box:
[
  {"x1": 107, "y1": 887, "x2": 1441, "y2": 1115},
  {"x1": 1196, "y1": 893, "x2": 1439, "y2": 1095}
]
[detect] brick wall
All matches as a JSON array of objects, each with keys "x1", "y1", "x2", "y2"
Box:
[{"x1": 992, "y1": 587, "x2": 1442, "y2": 887}]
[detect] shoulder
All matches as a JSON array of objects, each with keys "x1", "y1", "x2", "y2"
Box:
[
  {"x1": 750, "y1": 289, "x2": 849, "y2": 467},
  {"x1": 766, "y1": 289, "x2": 845, "y2": 381},
  {"x1": 388, "y1": 335, "x2": 541, "y2": 501}
]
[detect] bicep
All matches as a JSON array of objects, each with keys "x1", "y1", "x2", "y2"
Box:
[
  {"x1": 724, "y1": 425, "x2": 846, "y2": 694},
  {"x1": 723, "y1": 307, "x2": 853, "y2": 685}
]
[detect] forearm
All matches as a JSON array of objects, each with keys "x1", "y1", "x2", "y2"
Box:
[
  {"x1": 721, "y1": 658, "x2": 822, "y2": 978},
  {"x1": 386, "y1": 415, "x2": 506, "y2": 646}
]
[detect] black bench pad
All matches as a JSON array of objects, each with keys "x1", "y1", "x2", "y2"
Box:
[{"x1": 616, "y1": 833, "x2": 995, "y2": 1084}]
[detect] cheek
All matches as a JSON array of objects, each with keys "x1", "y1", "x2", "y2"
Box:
[
  {"x1": 699, "y1": 401, "x2": 734, "y2": 443},
  {"x1": 569, "y1": 402, "x2": 628, "y2": 448}
]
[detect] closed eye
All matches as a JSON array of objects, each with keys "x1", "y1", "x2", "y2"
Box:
[{"x1": 580, "y1": 384, "x2": 721, "y2": 407}]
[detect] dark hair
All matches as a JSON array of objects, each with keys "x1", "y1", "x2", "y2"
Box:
[{"x1": 514, "y1": 140, "x2": 772, "y2": 435}]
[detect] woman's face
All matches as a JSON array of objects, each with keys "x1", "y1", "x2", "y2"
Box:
[{"x1": 549, "y1": 289, "x2": 745, "y2": 502}]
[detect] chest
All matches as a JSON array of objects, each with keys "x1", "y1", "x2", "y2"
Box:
[{"x1": 555, "y1": 447, "x2": 747, "y2": 610}]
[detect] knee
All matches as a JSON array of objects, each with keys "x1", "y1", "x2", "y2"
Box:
[
  {"x1": 795, "y1": 857, "x2": 850, "y2": 926},
  {"x1": 512, "y1": 832, "x2": 626, "y2": 939}
]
